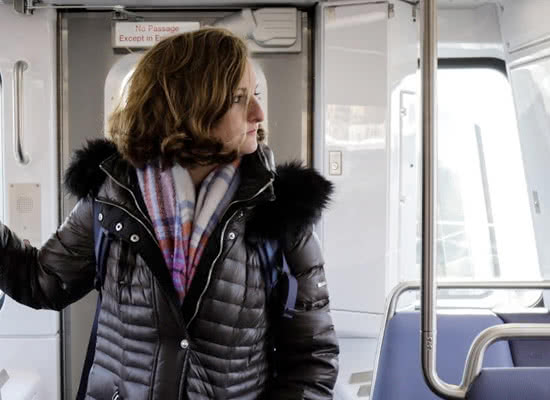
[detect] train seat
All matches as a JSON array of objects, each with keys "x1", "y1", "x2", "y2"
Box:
[
  {"x1": 371, "y1": 311, "x2": 514, "y2": 400},
  {"x1": 466, "y1": 367, "x2": 550, "y2": 399},
  {"x1": 466, "y1": 311, "x2": 550, "y2": 399}
]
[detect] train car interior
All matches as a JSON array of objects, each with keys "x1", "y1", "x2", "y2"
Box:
[{"x1": 1, "y1": 0, "x2": 550, "y2": 399}]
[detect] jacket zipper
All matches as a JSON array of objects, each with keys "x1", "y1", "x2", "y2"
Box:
[{"x1": 186, "y1": 178, "x2": 274, "y2": 329}]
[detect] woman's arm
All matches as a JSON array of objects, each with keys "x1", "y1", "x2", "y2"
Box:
[
  {"x1": 268, "y1": 227, "x2": 339, "y2": 399},
  {"x1": 0, "y1": 197, "x2": 96, "y2": 310}
]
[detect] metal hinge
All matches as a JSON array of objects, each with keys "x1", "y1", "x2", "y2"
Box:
[
  {"x1": 350, "y1": 370, "x2": 373, "y2": 397},
  {"x1": 14, "y1": 0, "x2": 33, "y2": 15},
  {"x1": 396, "y1": 0, "x2": 420, "y2": 22},
  {"x1": 388, "y1": 3, "x2": 395, "y2": 19},
  {"x1": 533, "y1": 190, "x2": 542, "y2": 214},
  {"x1": 112, "y1": 5, "x2": 145, "y2": 22}
]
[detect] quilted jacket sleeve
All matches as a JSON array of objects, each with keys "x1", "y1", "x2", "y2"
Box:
[
  {"x1": 268, "y1": 226, "x2": 339, "y2": 399},
  {"x1": 0, "y1": 197, "x2": 96, "y2": 310}
]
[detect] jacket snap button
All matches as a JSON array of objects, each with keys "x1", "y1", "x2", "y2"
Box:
[
  {"x1": 98, "y1": 213, "x2": 104, "y2": 222},
  {"x1": 115, "y1": 222, "x2": 123, "y2": 231},
  {"x1": 180, "y1": 339, "x2": 189, "y2": 349},
  {"x1": 130, "y1": 234, "x2": 140, "y2": 243},
  {"x1": 228, "y1": 232, "x2": 236, "y2": 240}
]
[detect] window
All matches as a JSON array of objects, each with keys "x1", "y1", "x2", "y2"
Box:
[{"x1": 411, "y1": 60, "x2": 541, "y2": 308}]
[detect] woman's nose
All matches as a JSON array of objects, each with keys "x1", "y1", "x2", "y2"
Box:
[{"x1": 248, "y1": 96, "x2": 265, "y2": 123}]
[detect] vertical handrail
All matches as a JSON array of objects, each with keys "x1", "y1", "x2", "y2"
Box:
[
  {"x1": 420, "y1": 0, "x2": 439, "y2": 391},
  {"x1": 13, "y1": 60, "x2": 30, "y2": 166},
  {"x1": 419, "y1": 0, "x2": 463, "y2": 398}
]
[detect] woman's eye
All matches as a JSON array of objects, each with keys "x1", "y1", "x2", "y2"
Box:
[
  {"x1": 233, "y1": 95, "x2": 244, "y2": 104},
  {"x1": 254, "y1": 92, "x2": 261, "y2": 99}
]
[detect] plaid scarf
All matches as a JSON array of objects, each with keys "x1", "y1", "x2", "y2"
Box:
[{"x1": 137, "y1": 160, "x2": 241, "y2": 303}]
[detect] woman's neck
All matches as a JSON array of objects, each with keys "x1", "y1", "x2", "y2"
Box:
[{"x1": 188, "y1": 164, "x2": 217, "y2": 188}]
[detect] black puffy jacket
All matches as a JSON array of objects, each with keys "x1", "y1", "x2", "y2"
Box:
[{"x1": 0, "y1": 139, "x2": 339, "y2": 399}]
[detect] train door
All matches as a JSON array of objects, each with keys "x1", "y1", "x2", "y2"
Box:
[
  {"x1": 0, "y1": 6, "x2": 60, "y2": 400},
  {"x1": 58, "y1": 8, "x2": 311, "y2": 398}
]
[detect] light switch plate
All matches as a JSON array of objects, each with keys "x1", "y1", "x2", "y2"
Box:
[{"x1": 329, "y1": 151, "x2": 342, "y2": 175}]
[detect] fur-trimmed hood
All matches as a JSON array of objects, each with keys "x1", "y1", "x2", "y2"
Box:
[
  {"x1": 64, "y1": 138, "x2": 119, "y2": 199},
  {"x1": 64, "y1": 139, "x2": 334, "y2": 239}
]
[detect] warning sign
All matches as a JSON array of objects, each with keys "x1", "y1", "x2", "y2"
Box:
[{"x1": 113, "y1": 22, "x2": 200, "y2": 48}]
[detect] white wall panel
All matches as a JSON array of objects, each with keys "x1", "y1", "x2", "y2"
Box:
[
  {"x1": 438, "y1": 4, "x2": 504, "y2": 59},
  {"x1": 0, "y1": 337, "x2": 60, "y2": 400},
  {"x1": 0, "y1": 5, "x2": 60, "y2": 399},
  {"x1": 500, "y1": 0, "x2": 550, "y2": 56},
  {"x1": 0, "y1": 8, "x2": 58, "y2": 245},
  {"x1": 387, "y1": 1, "x2": 419, "y2": 291},
  {"x1": 0, "y1": 6, "x2": 58, "y2": 334},
  {"x1": 500, "y1": 0, "x2": 550, "y2": 300},
  {"x1": 322, "y1": 2, "x2": 389, "y2": 324},
  {"x1": 320, "y1": 1, "x2": 418, "y2": 340}
]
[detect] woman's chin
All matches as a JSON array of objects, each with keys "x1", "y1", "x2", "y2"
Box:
[{"x1": 240, "y1": 138, "x2": 258, "y2": 155}]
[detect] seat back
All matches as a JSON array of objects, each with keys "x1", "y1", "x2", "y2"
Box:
[
  {"x1": 372, "y1": 311, "x2": 514, "y2": 400},
  {"x1": 466, "y1": 311, "x2": 550, "y2": 399},
  {"x1": 497, "y1": 311, "x2": 550, "y2": 367},
  {"x1": 467, "y1": 367, "x2": 550, "y2": 399}
]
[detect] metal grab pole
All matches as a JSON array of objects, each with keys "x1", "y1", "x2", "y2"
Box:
[
  {"x1": 420, "y1": 0, "x2": 462, "y2": 398},
  {"x1": 420, "y1": 0, "x2": 438, "y2": 388}
]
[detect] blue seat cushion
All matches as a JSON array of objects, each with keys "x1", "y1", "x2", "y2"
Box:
[
  {"x1": 372, "y1": 311, "x2": 514, "y2": 400},
  {"x1": 497, "y1": 312, "x2": 550, "y2": 367},
  {"x1": 467, "y1": 367, "x2": 550, "y2": 399}
]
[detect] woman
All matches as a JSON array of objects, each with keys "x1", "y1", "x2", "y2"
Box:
[{"x1": 0, "y1": 28, "x2": 339, "y2": 399}]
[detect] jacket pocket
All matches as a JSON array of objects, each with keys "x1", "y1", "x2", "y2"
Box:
[{"x1": 86, "y1": 362, "x2": 120, "y2": 400}]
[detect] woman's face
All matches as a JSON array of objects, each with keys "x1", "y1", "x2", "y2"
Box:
[{"x1": 211, "y1": 60, "x2": 265, "y2": 156}]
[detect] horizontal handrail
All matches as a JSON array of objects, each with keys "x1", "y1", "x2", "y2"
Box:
[
  {"x1": 461, "y1": 323, "x2": 550, "y2": 395},
  {"x1": 389, "y1": 280, "x2": 550, "y2": 318}
]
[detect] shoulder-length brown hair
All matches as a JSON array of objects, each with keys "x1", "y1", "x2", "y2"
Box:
[{"x1": 108, "y1": 28, "x2": 250, "y2": 168}]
